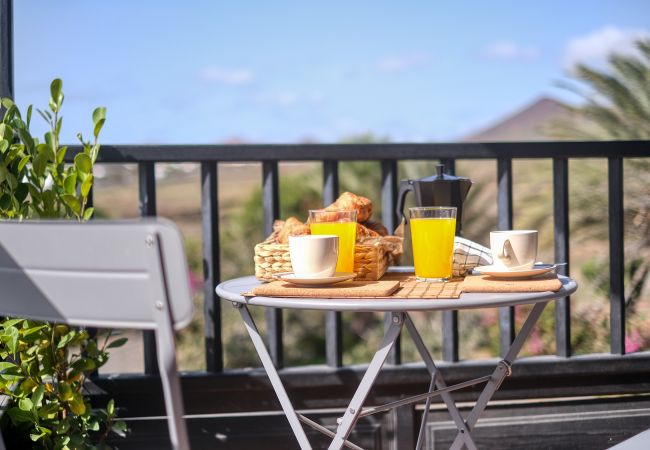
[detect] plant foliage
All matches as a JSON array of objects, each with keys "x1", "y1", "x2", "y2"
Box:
[{"x1": 0, "y1": 79, "x2": 127, "y2": 449}]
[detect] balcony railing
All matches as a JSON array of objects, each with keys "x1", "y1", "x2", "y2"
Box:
[{"x1": 78, "y1": 141, "x2": 647, "y2": 367}]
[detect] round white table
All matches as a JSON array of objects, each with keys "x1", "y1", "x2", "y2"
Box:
[{"x1": 217, "y1": 274, "x2": 577, "y2": 450}]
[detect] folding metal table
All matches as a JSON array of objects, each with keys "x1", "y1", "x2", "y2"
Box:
[{"x1": 216, "y1": 274, "x2": 577, "y2": 450}]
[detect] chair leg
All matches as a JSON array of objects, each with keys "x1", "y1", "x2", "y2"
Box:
[{"x1": 156, "y1": 316, "x2": 191, "y2": 450}]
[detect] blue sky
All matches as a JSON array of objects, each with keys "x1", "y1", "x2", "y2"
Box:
[{"x1": 13, "y1": 1, "x2": 650, "y2": 145}]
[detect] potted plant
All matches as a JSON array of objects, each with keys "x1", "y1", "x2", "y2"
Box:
[{"x1": 0, "y1": 79, "x2": 127, "y2": 449}]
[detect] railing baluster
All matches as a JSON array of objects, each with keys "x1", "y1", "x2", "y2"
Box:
[
  {"x1": 0, "y1": 0, "x2": 13, "y2": 101},
  {"x1": 202, "y1": 162, "x2": 223, "y2": 372},
  {"x1": 609, "y1": 157, "x2": 625, "y2": 354},
  {"x1": 138, "y1": 162, "x2": 159, "y2": 374},
  {"x1": 553, "y1": 158, "x2": 571, "y2": 357},
  {"x1": 497, "y1": 158, "x2": 515, "y2": 357},
  {"x1": 382, "y1": 160, "x2": 402, "y2": 364},
  {"x1": 440, "y1": 158, "x2": 459, "y2": 362},
  {"x1": 381, "y1": 160, "x2": 398, "y2": 233},
  {"x1": 263, "y1": 160, "x2": 284, "y2": 368},
  {"x1": 323, "y1": 160, "x2": 343, "y2": 367}
]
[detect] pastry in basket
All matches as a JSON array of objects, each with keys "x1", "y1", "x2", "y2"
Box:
[
  {"x1": 325, "y1": 192, "x2": 373, "y2": 222},
  {"x1": 363, "y1": 219, "x2": 389, "y2": 237},
  {"x1": 278, "y1": 217, "x2": 310, "y2": 244},
  {"x1": 356, "y1": 222, "x2": 381, "y2": 239},
  {"x1": 265, "y1": 217, "x2": 310, "y2": 244}
]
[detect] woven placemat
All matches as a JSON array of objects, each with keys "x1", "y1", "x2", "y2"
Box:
[
  {"x1": 249, "y1": 280, "x2": 400, "y2": 298},
  {"x1": 382, "y1": 273, "x2": 463, "y2": 298},
  {"x1": 461, "y1": 273, "x2": 562, "y2": 293},
  {"x1": 247, "y1": 273, "x2": 462, "y2": 299}
]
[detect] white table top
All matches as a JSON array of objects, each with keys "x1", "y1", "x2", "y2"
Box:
[{"x1": 216, "y1": 273, "x2": 577, "y2": 313}]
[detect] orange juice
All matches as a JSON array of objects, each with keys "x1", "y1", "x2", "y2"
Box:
[
  {"x1": 410, "y1": 217, "x2": 456, "y2": 280},
  {"x1": 310, "y1": 221, "x2": 356, "y2": 272}
]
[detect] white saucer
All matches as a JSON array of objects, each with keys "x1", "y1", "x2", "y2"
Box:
[
  {"x1": 473, "y1": 264, "x2": 558, "y2": 279},
  {"x1": 274, "y1": 272, "x2": 356, "y2": 286}
]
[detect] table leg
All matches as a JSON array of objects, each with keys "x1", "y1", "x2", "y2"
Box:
[
  {"x1": 235, "y1": 303, "x2": 312, "y2": 450},
  {"x1": 404, "y1": 314, "x2": 477, "y2": 450},
  {"x1": 449, "y1": 301, "x2": 549, "y2": 450},
  {"x1": 328, "y1": 312, "x2": 405, "y2": 450}
]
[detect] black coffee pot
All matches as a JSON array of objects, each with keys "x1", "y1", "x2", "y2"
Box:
[{"x1": 395, "y1": 164, "x2": 472, "y2": 234}]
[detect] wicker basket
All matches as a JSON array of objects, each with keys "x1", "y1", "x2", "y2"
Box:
[{"x1": 254, "y1": 236, "x2": 403, "y2": 281}]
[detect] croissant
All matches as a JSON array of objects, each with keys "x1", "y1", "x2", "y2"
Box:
[
  {"x1": 277, "y1": 217, "x2": 310, "y2": 244},
  {"x1": 325, "y1": 192, "x2": 373, "y2": 222}
]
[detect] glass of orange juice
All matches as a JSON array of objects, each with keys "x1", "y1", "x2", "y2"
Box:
[
  {"x1": 409, "y1": 206, "x2": 457, "y2": 282},
  {"x1": 309, "y1": 209, "x2": 357, "y2": 273}
]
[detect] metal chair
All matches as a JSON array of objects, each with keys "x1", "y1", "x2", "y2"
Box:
[{"x1": 0, "y1": 219, "x2": 193, "y2": 450}]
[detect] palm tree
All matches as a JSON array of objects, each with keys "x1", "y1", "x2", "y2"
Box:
[
  {"x1": 552, "y1": 39, "x2": 650, "y2": 140},
  {"x1": 550, "y1": 38, "x2": 650, "y2": 315}
]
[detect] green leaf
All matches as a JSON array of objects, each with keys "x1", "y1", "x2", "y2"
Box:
[
  {"x1": 26, "y1": 104, "x2": 32, "y2": 128},
  {"x1": 36, "y1": 108, "x2": 51, "y2": 125},
  {"x1": 0, "y1": 362, "x2": 19, "y2": 376},
  {"x1": 74, "y1": 153, "x2": 92, "y2": 174},
  {"x1": 92, "y1": 106, "x2": 106, "y2": 125},
  {"x1": 17, "y1": 154, "x2": 30, "y2": 171},
  {"x1": 38, "y1": 402, "x2": 59, "y2": 420},
  {"x1": 37, "y1": 142, "x2": 55, "y2": 163},
  {"x1": 55, "y1": 116, "x2": 62, "y2": 137},
  {"x1": 22, "y1": 324, "x2": 47, "y2": 340},
  {"x1": 58, "y1": 382, "x2": 73, "y2": 401},
  {"x1": 45, "y1": 131, "x2": 55, "y2": 152},
  {"x1": 107, "y1": 399, "x2": 115, "y2": 415},
  {"x1": 93, "y1": 118, "x2": 105, "y2": 140},
  {"x1": 69, "y1": 392, "x2": 86, "y2": 415},
  {"x1": 50, "y1": 78, "x2": 63, "y2": 110},
  {"x1": 17, "y1": 127, "x2": 34, "y2": 153},
  {"x1": 0, "y1": 163, "x2": 7, "y2": 183},
  {"x1": 6, "y1": 172, "x2": 17, "y2": 190},
  {"x1": 31, "y1": 384, "x2": 45, "y2": 407},
  {"x1": 7, "y1": 406, "x2": 32, "y2": 425},
  {"x1": 64, "y1": 173, "x2": 77, "y2": 194},
  {"x1": 0, "y1": 139, "x2": 8, "y2": 153},
  {"x1": 107, "y1": 337, "x2": 128, "y2": 349},
  {"x1": 32, "y1": 153, "x2": 47, "y2": 177},
  {"x1": 83, "y1": 206, "x2": 94, "y2": 221},
  {"x1": 19, "y1": 397, "x2": 33, "y2": 412},
  {"x1": 57, "y1": 145, "x2": 67, "y2": 165},
  {"x1": 0, "y1": 123, "x2": 12, "y2": 140},
  {"x1": 6, "y1": 325, "x2": 18, "y2": 353},
  {"x1": 81, "y1": 173, "x2": 93, "y2": 196},
  {"x1": 0, "y1": 318, "x2": 23, "y2": 328},
  {"x1": 61, "y1": 194, "x2": 81, "y2": 215},
  {"x1": 1, "y1": 97, "x2": 14, "y2": 109},
  {"x1": 57, "y1": 330, "x2": 77, "y2": 349}
]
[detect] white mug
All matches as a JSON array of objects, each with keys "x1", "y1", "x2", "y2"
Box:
[
  {"x1": 289, "y1": 235, "x2": 339, "y2": 278},
  {"x1": 490, "y1": 230, "x2": 538, "y2": 270}
]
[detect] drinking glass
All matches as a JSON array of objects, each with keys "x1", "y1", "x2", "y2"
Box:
[
  {"x1": 309, "y1": 209, "x2": 357, "y2": 273},
  {"x1": 409, "y1": 206, "x2": 457, "y2": 282}
]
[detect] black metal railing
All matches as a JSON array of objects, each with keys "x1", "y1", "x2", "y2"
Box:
[{"x1": 63, "y1": 141, "x2": 648, "y2": 374}]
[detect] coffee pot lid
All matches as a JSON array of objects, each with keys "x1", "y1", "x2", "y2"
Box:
[{"x1": 419, "y1": 164, "x2": 471, "y2": 182}]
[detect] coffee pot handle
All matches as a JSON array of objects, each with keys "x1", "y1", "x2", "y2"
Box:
[{"x1": 395, "y1": 181, "x2": 414, "y2": 223}]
